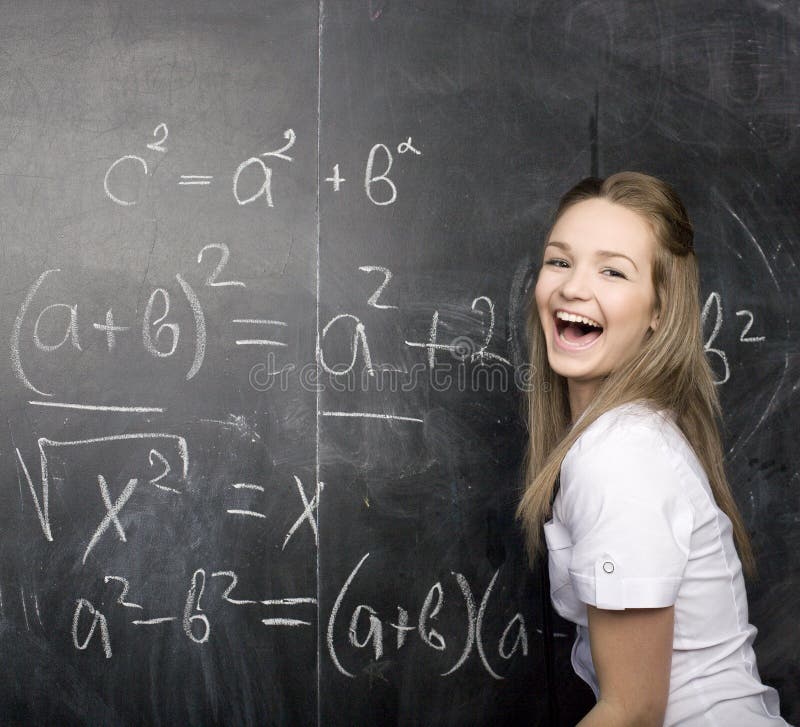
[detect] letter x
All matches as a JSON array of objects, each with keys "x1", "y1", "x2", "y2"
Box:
[
  {"x1": 283, "y1": 476, "x2": 324, "y2": 550},
  {"x1": 83, "y1": 475, "x2": 138, "y2": 564}
]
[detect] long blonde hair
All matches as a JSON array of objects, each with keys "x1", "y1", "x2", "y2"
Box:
[{"x1": 516, "y1": 172, "x2": 756, "y2": 577}]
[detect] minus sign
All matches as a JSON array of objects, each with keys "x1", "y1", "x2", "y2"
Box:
[
  {"x1": 235, "y1": 340, "x2": 288, "y2": 346},
  {"x1": 132, "y1": 617, "x2": 177, "y2": 625},
  {"x1": 261, "y1": 618, "x2": 312, "y2": 627},
  {"x1": 232, "y1": 319, "x2": 287, "y2": 326}
]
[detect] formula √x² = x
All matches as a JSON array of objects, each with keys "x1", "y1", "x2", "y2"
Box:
[{"x1": 14, "y1": 433, "x2": 188, "y2": 543}]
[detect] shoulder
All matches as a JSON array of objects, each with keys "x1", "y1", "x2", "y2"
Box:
[
  {"x1": 571, "y1": 401, "x2": 678, "y2": 454},
  {"x1": 565, "y1": 401, "x2": 679, "y2": 468},
  {"x1": 557, "y1": 402, "x2": 697, "y2": 566},
  {"x1": 560, "y1": 401, "x2": 695, "y2": 511}
]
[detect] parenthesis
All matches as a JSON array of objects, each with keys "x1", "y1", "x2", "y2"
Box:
[
  {"x1": 11, "y1": 269, "x2": 59, "y2": 396},
  {"x1": 441, "y1": 571, "x2": 476, "y2": 676},
  {"x1": 476, "y1": 569, "x2": 503, "y2": 680},
  {"x1": 175, "y1": 274, "x2": 206, "y2": 380},
  {"x1": 327, "y1": 552, "x2": 370, "y2": 678}
]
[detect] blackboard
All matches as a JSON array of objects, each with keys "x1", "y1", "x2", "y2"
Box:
[{"x1": 0, "y1": 1, "x2": 797, "y2": 725}]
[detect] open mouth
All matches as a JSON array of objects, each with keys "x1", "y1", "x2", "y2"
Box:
[{"x1": 554, "y1": 312, "x2": 603, "y2": 347}]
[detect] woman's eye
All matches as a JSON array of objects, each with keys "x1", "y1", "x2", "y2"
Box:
[
  {"x1": 602, "y1": 268, "x2": 626, "y2": 279},
  {"x1": 544, "y1": 258, "x2": 569, "y2": 268}
]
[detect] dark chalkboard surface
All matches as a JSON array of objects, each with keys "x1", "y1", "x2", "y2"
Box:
[{"x1": 0, "y1": 1, "x2": 797, "y2": 725}]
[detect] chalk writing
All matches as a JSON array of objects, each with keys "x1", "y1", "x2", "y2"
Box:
[
  {"x1": 104, "y1": 126, "x2": 299, "y2": 207},
  {"x1": 13, "y1": 243, "x2": 251, "y2": 392},
  {"x1": 73, "y1": 568, "x2": 318, "y2": 654},
  {"x1": 15, "y1": 433, "x2": 188, "y2": 541},
  {"x1": 702, "y1": 291, "x2": 765, "y2": 385},
  {"x1": 198, "y1": 242, "x2": 246, "y2": 288},
  {"x1": 262, "y1": 128, "x2": 296, "y2": 161},
  {"x1": 104, "y1": 155, "x2": 148, "y2": 206},
  {"x1": 183, "y1": 569, "x2": 211, "y2": 644},
  {"x1": 104, "y1": 576, "x2": 144, "y2": 610},
  {"x1": 233, "y1": 157, "x2": 273, "y2": 206},
  {"x1": 146, "y1": 123, "x2": 168, "y2": 153},
  {"x1": 180, "y1": 175, "x2": 213, "y2": 186},
  {"x1": 365, "y1": 143, "x2": 397, "y2": 206},
  {"x1": 325, "y1": 164, "x2": 346, "y2": 191},
  {"x1": 93, "y1": 309, "x2": 130, "y2": 349},
  {"x1": 359, "y1": 265, "x2": 399, "y2": 310},
  {"x1": 283, "y1": 477, "x2": 323, "y2": 550},
  {"x1": 72, "y1": 599, "x2": 112, "y2": 659},
  {"x1": 326, "y1": 137, "x2": 419, "y2": 203},
  {"x1": 405, "y1": 297, "x2": 511, "y2": 368},
  {"x1": 327, "y1": 553, "x2": 527, "y2": 679},
  {"x1": 68, "y1": 560, "x2": 527, "y2": 680},
  {"x1": 83, "y1": 475, "x2": 139, "y2": 564}
]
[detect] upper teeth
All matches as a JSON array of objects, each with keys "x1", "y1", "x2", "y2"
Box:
[{"x1": 556, "y1": 311, "x2": 602, "y2": 329}]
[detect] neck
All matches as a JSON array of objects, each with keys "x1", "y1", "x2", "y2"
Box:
[{"x1": 567, "y1": 380, "x2": 600, "y2": 424}]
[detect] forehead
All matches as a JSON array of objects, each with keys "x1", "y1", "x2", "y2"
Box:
[{"x1": 547, "y1": 198, "x2": 656, "y2": 262}]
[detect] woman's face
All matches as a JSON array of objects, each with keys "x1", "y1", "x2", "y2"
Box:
[{"x1": 534, "y1": 197, "x2": 659, "y2": 408}]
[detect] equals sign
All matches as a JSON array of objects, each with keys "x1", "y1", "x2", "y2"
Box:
[
  {"x1": 226, "y1": 482, "x2": 266, "y2": 519},
  {"x1": 260, "y1": 597, "x2": 317, "y2": 627},
  {"x1": 233, "y1": 319, "x2": 288, "y2": 347},
  {"x1": 179, "y1": 175, "x2": 213, "y2": 186}
]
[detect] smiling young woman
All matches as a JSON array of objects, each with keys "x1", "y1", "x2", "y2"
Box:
[
  {"x1": 534, "y1": 197, "x2": 661, "y2": 421},
  {"x1": 517, "y1": 173, "x2": 789, "y2": 726}
]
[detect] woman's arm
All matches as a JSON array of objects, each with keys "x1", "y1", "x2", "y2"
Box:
[{"x1": 577, "y1": 605, "x2": 674, "y2": 727}]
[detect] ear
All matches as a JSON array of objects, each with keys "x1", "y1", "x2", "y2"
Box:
[{"x1": 649, "y1": 288, "x2": 662, "y2": 332}]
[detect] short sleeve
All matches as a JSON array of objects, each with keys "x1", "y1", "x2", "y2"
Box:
[{"x1": 559, "y1": 422, "x2": 695, "y2": 611}]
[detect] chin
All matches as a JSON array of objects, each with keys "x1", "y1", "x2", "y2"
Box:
[{"x1": 546, "y1": 352, "x2": 608, "y2": 384}]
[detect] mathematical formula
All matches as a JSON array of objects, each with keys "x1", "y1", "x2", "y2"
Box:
[
  {"x1": 11, "y1": 246, "x2": 761, "y2": 410},
  {"x1": 103, "y1": 123, "x2": 422, "y2": 209},
  {"x1": 71, "y1": 555, "x2": 528, "y2": 681},
  {"x1": 6, "y1": 121, "x2": 776, "y2": 698}
]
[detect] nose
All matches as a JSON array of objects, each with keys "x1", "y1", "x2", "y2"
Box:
[{"x1": 559, "y1": 264, "x2": 592, "y2": 300}]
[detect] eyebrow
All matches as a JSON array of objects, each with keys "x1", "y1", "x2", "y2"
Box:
[{"x1": 544, "y1": 240, "x2": 640, "y2": 273}]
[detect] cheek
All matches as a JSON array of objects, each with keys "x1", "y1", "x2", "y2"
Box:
[
  {"x1": 533, "y1": 278, "x2": 550, "y2": 322},
  {"x1": 611, "y1": 295, "x2": 656, "y2": 337},
  {"x1": 533, "y1": 269, "x2": 554, "y2": 306}
]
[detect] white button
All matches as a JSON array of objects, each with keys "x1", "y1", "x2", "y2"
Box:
[{"x1": 595, "y1": 555, "x2": 623, "y2": 609}]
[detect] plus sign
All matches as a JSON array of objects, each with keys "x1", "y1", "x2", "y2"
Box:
[
  {"x1": 325, "y1": 164, "x2": 346, "y2": 191},
  {"x1": 93, "y1": 309, "x2": 130, "y2": 350}
]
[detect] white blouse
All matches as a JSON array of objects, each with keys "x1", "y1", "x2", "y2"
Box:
[{"x1": 544, "y1": 401, "x2": 789, "y2": 726}]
